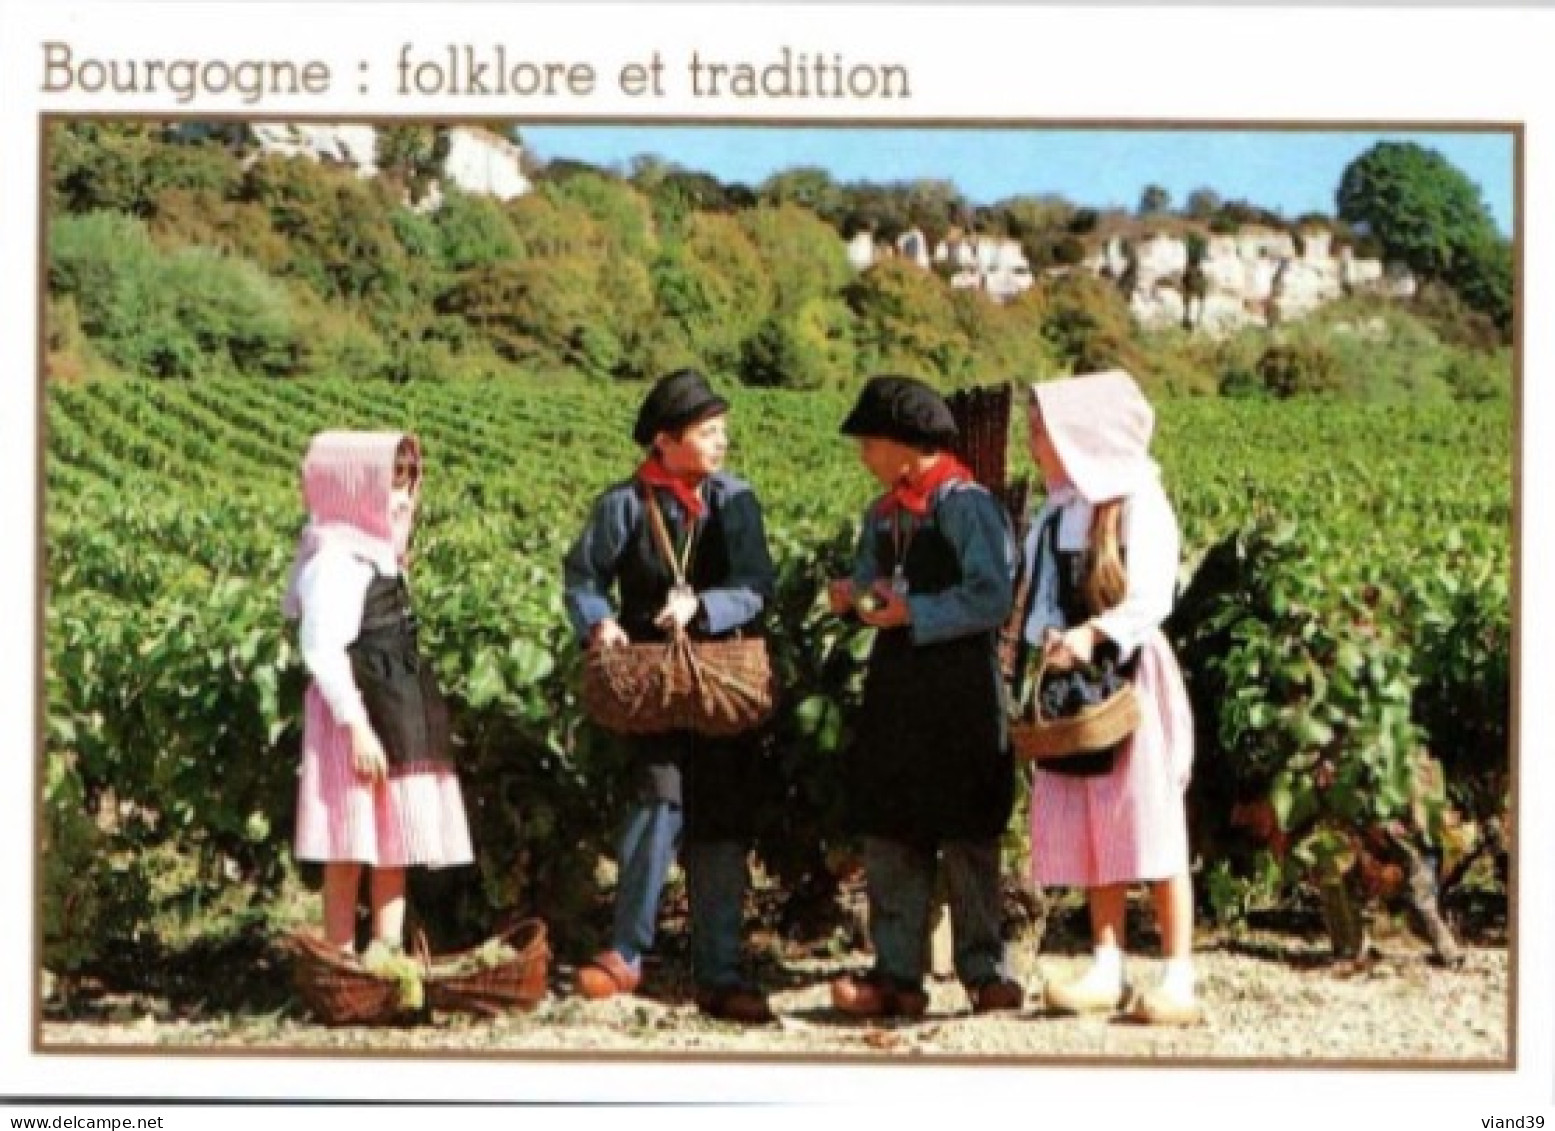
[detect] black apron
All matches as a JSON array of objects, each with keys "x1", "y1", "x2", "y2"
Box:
[
  {"x1": 846, "y1": 497, "x2": 1015, "y2": 849},
  {"x1": 617, "y1": 484, "x2": 768, "y2": 844},
  {"x1": 347, "y1": 571, "x2": 453, "y2": 772}
]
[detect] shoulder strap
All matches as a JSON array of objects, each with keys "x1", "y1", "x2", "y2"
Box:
[{"x1": 641, "y1": 484, "x2": 688, "y2": 587}]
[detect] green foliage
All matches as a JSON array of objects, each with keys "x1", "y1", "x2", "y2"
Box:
[
  {"x1": 1175, "y1": 518, "x2": 1453, "y2": 918},
  {"x1": 238, "y1": 155, "x2": 419, "y2": 317},
  {"x1": 1409, "y1": 281, "x2": 1506, "y2": 352},
  {"x1": 1336, "y1": 141, "x2": 1508, "y2": 332},
  {"x1": 49, "y1": 212, "x2": 299, "y2": 380},
  {"x1": 439, "y1": 257, "x2": 611, "y2": 375},
  {"x1": 636, "y1": 213, "x2": 773, "y2": 380},
  {"x1": 1138, "y1": 184, "x2": 1172, "y2": 216},
  {"x1": 758, "y1": 166, "x2": 846, "y2": 222},
  {"x1": 1031, "y1": 273, "x2": 1149, "y2": 378},
  {"x1": 375, "y1": 125, "x2": 450, "y2": 205},
  {"x1": 1255, "y1": 342, "x2": 1343, "y2": 399},
  {"x1": 742, "y1": 298, "x2": 858, "y2": 390},
  {"x1": 1186, "y1": 188, "x2": 1223, "y2": 220},
  {"x1": 43, "y1": 381, "x2": 1510, "y2": 962},
  {"x1": 431, "y1": 187, "x2": 522, "y2": 271},
  {"x1": 844, "y1": 258, "x2": 970, "y2": 383},
  {"x1": 544, "y1": 169, "x2": 658, "y2": 261},
  {"x1": 739, "y1": 204, "x2": 853, "y2": 314},
  {"x1": 1438, "y1": 348, "x2": 1513, "y2": 402},
  {"x1": 50, "y1": 123, "x2": 243, "y2": 217}
]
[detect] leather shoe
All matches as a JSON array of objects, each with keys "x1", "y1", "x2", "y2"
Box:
[
  {"x1": 830, "y1": 972, "x2": 928, "y2": 1020},
  {"x1": 576, "y1": 950, "x2": 642, "y2": 1001},
  {"x1": 695, "y1": 984, "x2": 775, "y2": 1025},
  {"x1": 969, "y1": 978, "x2": 1026, "y2": 1014}
]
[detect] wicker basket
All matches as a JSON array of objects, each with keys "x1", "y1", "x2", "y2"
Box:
[
  {"x1": 287, "y1": 931, "x2": 419, "y2": 1027},
  {"x1": 582, "y1": 630, "x2": 776, "y2": 738},
  {"x1": 421, "y1": 920, "x2": 551, "y2": 1017},
  {"x1": 1010, "y1": 660, "x2": 1141, "y2": 764}
]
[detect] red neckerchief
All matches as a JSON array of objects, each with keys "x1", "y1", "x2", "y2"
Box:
[
  {"x1": 636, "y1": 454, "x2": 708, "y2": 520},
  {"x1": 877, "y1": 454, "x2": 974, "y2": 518}
]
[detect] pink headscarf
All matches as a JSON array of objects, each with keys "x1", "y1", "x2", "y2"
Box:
[
  {"x1": 281, "y1": 431, "x2": 420, "y2": 620},
  {"x1": 1029, "y1": 370, "x2": 1159, "y2": 503}
]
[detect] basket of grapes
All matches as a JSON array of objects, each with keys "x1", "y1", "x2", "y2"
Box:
[
  {"x1": 1010, "y1": 653, "x2": 1140, "y2": 776},
  {"x1": 287, "y1": 932, "x2": 428, "y2": 1026},
  {"x1": 420, "y1": 919, "x2": 551, "y2": 1017}
]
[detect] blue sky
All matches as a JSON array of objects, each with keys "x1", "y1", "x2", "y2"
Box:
[{"x1": 522, "y1": 126, "x2": 1516, "y2": 235}]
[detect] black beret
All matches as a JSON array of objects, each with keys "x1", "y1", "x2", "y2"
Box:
[
  {"x1": 839, "y1": 375, "x2": 957, "y2": 449},
  {"x1": 632, "y1": 368, "x2": 730, "y2": 447}
]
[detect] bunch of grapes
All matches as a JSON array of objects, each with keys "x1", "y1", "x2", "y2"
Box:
[{"x1": 1038, "y1": 661, "x2": 1130, "y2": 720}]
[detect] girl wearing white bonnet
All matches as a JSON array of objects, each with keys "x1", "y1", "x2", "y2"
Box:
[
  {"x1": 283, "y1": 431, "x2": 474, "y2": 957},
  {"x1": 1020, "y1": 370, "x2": 1199, "y2": 1026}
]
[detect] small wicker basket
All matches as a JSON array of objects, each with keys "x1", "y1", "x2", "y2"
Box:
[{"x1": 1010, "y1": 659, "x2": 1141, "y2": 763}]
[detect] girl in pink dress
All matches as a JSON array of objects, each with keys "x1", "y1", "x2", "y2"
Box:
[
  {"x1": 282, "y1": 431, "x2": 473, "y2": 953},
  {"x1": 1020, "y1": 372, "x2": 1200, "y2": 1026}
]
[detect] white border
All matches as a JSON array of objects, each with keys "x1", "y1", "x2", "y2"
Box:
[{"x1": 2, "y1": 2, "x2": 1547, "y2": 1122}]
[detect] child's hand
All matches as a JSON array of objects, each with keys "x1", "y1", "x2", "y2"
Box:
[
  {"x1": 826, "y1": 579, "x2": 854, "y2": 616},
  {"x1": 1042, "y1": 625, "x2": 1096, "y2": 671},
  {"x1": 590, "y1": 619, "x2": 630, "y2": 649},
  {"x1": 348, "y1": 719, "x2": 388, "y2": 784},
  {"x1": 654, "y1": 591, "x2": 700, "y2": 632},
  {"x1": 857, "y1": 579, "x2": 911, "y2": 628}
]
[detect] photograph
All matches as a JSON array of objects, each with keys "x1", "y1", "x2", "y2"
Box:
[{"x1": 33, "y1": 115, "x2": 1516, "y2": 1067}]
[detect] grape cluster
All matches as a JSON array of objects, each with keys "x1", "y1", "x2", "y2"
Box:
[{"x1": 1039, "y1": 662, "x2": 1129, "y2": 720}]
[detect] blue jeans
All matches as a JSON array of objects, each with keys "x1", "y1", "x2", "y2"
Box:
[
  {"x1": 864, "y1": 836, "x2": 1011, "y2": 991},
  {"x1": 610, "y1": 801, "x2": 749, "y2": 989}
]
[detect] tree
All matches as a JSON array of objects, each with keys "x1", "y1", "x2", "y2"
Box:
[
  {"x1": 844, "y1": 258, "x2": 970, "y2": 382},
  {"x1": 1336, "y1": 142, "x2": 1500, "y2": 284},
  {"x1": 1446, "y1": 228, "x2": 1513, "y2": 337},
  {"x1": 432, "y1": 187, "x2": 522, "y2": 271},
  {"x1": 375, "y1": 125, "x2": 450, "y2": 204},
  {"x1": 652, "y1": 213, "x2": 773, "y2": 378},
  {"x1": 1186, "y1": 187, "x2": 1222, "y2": 220},
  {"x1": 758, "y1": 166, "x2": 845, "y2": 222},
  {"x1": 742, "y1": 297, "x2": 857, "y2": 389},
  {"x1": 739, "y1": 204, "x2": 852, "y2": 313},
  {"x1": 1138, "y1": 184, "x2": 1172, "y2": 217}
]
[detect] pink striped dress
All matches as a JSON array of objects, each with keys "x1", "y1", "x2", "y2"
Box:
[
  {"x1": 1025, "y1": 372, "x2": 1194, "y2": 889},
  {"x1": 1030, "y1": 629, "x2": 1194, "y2": 887},
  {"x1": 284, "y1": 432, "x2": 473, "y2": 870}
]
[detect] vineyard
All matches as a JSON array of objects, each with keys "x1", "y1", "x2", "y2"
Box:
[{"x1": 41, "y1": 377, "x2": 1514, "y2": 995}]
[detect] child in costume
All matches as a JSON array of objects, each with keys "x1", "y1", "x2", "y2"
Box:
[
  {"x1": 827, "y1": 375, "x2": 1025, "y2": 1019},
  {"x1": 563, "y1": 369, "x2": 777, "y2": 1025},
  {"x1": 1021, "y1": 371, "x2": 1200, "y2": 1026},
  {"x1": 284, "y1": 431, "x2": 473, "y2": 954}
]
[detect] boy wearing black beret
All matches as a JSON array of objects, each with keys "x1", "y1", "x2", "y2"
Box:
[
  {"x1": 826, "y1": 375, "x2": 1026, "y2": 1018},
  {"x1": 563, "y1": 369, "x2": 777, "y2": 1025}
]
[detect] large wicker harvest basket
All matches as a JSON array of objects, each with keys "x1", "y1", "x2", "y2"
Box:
[
  {"x1": 582, "y1": 630, "x2": 776, "y2": 738},
  {"x1": 422, "y1": 919, "x2": 551, "y2": 1017},
  {"x1": 287, "y1": 931, "x2": 416, "y2": 1026}
]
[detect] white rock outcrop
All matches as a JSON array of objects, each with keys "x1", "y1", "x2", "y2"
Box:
[{"x1": 181, "y1": 122, "x2": 533, "y2": 209}]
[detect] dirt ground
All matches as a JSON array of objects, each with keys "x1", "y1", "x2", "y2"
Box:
[{"x1": 40, "y1": 894, "x2": 1509, "y2": 1064}]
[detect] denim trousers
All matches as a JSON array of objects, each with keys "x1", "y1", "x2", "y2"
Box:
[
  {"x1": 863, "y1": 835, "x2": 1011, "y2": 991},
  {"x1": 610, "y1": 800, "x2": 749, "y2": 989}
]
